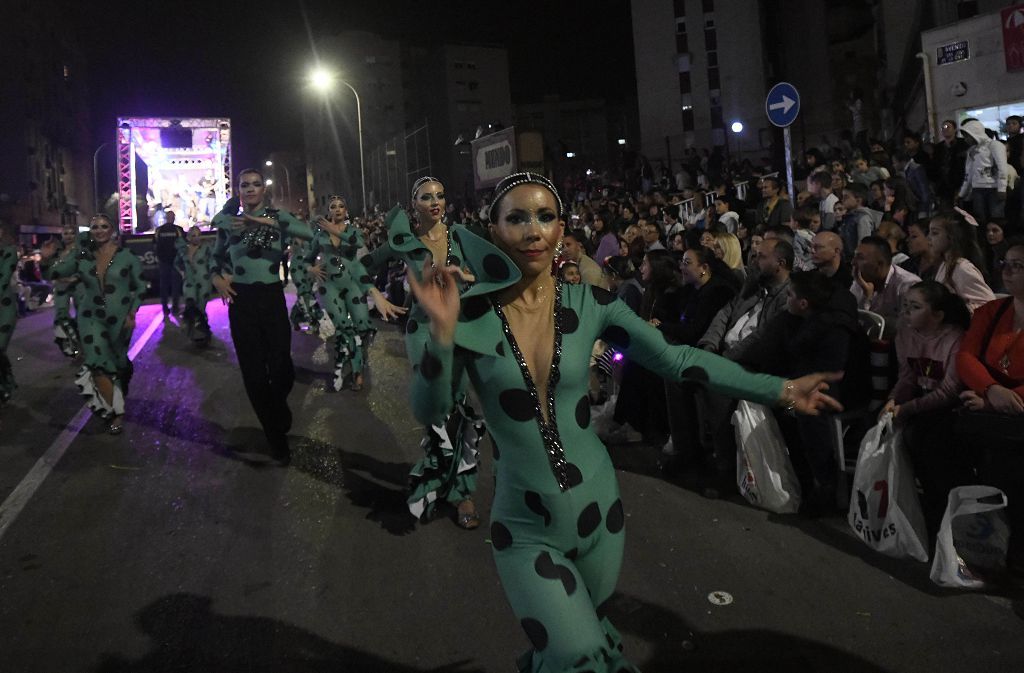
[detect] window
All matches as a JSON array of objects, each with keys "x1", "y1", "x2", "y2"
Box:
[
  {"x1": 707, "y1": 67, "x2": 720, "y2": 89},
  {"x1": 710, "y1": 105, "x2": 724, "y2": 129},
  {"x1": 682, "y1": 108, "x2": 695, "y2": 131},
  {"x1": 675, "y1": 33, "x2": 689, "y2": 53},
  {"x1": 704, "y1": 29, "x2": 717, "y2": 51},
  {"x1": 678, "y1": 72, "x2": 691, "y2": 94},
  {"x1": 676, "y1": 18, "x2": 686, "y2": 34},
  {"x1": 674, "y1": 0, "x2": 686, "y2": 17},
  {"x1": 705, "y1": 18, "x2": 715, "y2": 28},
  {"x1": 702, "y1": 0, "x2": 714, "y2": 12},
  {"x1": 707, "y1": 51, "x2": 718, "y2": 67},
  {"x1": 677, "y1": 53, "x2": 691, "y2": 72}
]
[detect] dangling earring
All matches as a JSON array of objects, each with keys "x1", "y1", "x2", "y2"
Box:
[{"x1": 555, "y1": 239, "x2": 564, "y2": 257}]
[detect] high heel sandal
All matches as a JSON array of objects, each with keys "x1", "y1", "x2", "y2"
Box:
[
  {"x1": 350, "y1": 373, "x2": 364, "y2": 392},
  {"x1": 455, "y1": 498, "x2": 480, "y2": 530},
  {"x1": 108, "y1": 417, "x2": 124, "y2": 435}
]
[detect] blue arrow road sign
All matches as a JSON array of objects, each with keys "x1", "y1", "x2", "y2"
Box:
[{"x1": 765, "y1": 82, "x2": 800, "y2": 128}]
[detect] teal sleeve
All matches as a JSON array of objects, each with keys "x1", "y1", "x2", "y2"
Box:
[
  {"x1": 174, "y1": 238, "x2": 186, "y2": 273},
  {"x1": 128, "y1": 255, "x2": 145, "y2": 314},
  {"x1": 279, "y1": 212, "x2": 313, "y2": 240},
  {"x1": 600, "y1": 295, "x2": 784, "y2": 406},
  {"x1": 303, "y1": 234, "x2": 322, "y2": 266},
  {"x1": 360, "y1": 242, "x2": 395, "y2": 278},
  {"x1": 49, "y1": 252, "x2": 79, "y2": 279},
  {"x1": 410, "y1": 338, "x2": 457, "y2": 426},
  {"x1": 0, "y1": 246, "x2": 16, "y2": 286}
]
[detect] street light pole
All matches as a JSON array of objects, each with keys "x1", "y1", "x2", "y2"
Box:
[
  {"x1": 338, "y1": 79, "x2": 367, "y2": 218},
  {"x1": 92, "y1": 142, "x2": 110, "y2": 214}
]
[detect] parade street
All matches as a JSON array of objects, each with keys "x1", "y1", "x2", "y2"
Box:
[{"x1": 0, "y1": 297, "x2": 1021, "y2": 673}]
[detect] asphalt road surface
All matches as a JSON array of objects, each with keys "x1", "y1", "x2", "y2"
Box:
[{"x1": 1, "y1": 297, "x2": 1021, "y2": 672}]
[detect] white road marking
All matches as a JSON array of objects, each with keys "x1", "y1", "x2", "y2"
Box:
[{"x1": 0, "y1": 309, "x2": 164, "y2": 543}]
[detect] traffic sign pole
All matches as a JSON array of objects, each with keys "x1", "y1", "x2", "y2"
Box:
[{"x1": 783, "y1": 127, "x2": 795, "y2": 204}]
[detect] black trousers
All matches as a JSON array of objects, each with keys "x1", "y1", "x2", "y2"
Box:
[
  {"x1": 228, "y1": 282, "x2": 294, "y2": 438},
  {"x1": 158, "y1": 261, "x2": 182, "y2": 311}
]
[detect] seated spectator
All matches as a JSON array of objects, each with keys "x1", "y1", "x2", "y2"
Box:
[
  {"x1": 888, "y1": 281, "x2": 970, "y2": 536},
  {"x1": 877, "y1": 220, "x2": 910, "y2": 266},
  {"x1": 562, "y1": 229, "x2": 607, "y2": 288},
  {"x1": 663, "y1": 205, "x2": 685, "y2": 238},
  {"x1": 883, "y1": 175, "x2": 918, "y2": 226},
  {"x1": 869, "y1": 179, "x2": 887, "y2": 212},
  {"x1": 810, "y1": 231, "x2": 853, "y2": 290},
  {"x1": 590, "y1": 213, "x2": 619, "y2": 266},
  {"x1": 557, "y1": 259, "x2": 581, "y2": 285},
  {"x1": 739, "y1": 270, "x2": 871, "y2": 511},
  {"x1": 982, "y1": 217, "x2": 1010, "y2": 292},
  {"x1": 711, "y1": 231, "x2": 746, "y2": 285},
  {"x1": 603, "y1": 255, "x2": 643, "y2": 314},
  {"x1": 901, "y1": 221, "x2": 938, "y2": 280},
  {"x1": 641, "y1": 220, "x2": 666, "y2": 252},
  {"x1": 956, "y1": 242, "x2": 1024, "y2": 575},
  {"x1": 809, "y1": 171, "x2": 839, "y2": 231},
  {"x1": 851, "y1": 235, "x2": 921, "y2": 338},
  {"x1": 928, "y1": 213, "x2": 995, "y2": 312}
]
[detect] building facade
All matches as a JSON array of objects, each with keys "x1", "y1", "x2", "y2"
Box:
[{"x1": 0, "y1": 0, "x2": 93, "y2": 237}]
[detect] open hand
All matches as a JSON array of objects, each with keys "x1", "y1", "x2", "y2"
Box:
[
  {"x1": 784, "y1": 372, "x2": 844, "y2": 416},
  {"x1": 212, "y1": 273, "x2": 237, "y2": 304},
  {"x1": 406, "y1": 255, "x2": 462, "y2": 345},
  {"x1": 309, "y1": 264, "x2": 327, "y2": 282},
  {"x1": 368, "y1": 288, "x2": 407, "y2": 322},
  {"x1": 985, "y1": 384, "x2": 1024, "y2": 415}
]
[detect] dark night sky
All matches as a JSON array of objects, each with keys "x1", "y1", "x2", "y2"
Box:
[{"x1": 73, "y1": 0, "x2": 635, "y2": 183}]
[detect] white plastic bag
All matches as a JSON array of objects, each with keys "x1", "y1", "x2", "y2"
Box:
[
  {"x1": 847, "y1": 413, "x2": 929, "y2": 562},
  {"x1": 929, "y1": 485, "x2": 1010, "y2": 589},
  {"x1": 732, "y1": 401, "x2": 801, "y2": 514}
]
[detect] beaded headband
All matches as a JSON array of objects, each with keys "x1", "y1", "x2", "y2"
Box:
[
  {"x1": 488, "y1": 172, "x2": 565, "y2": 223},
  {"x1": 327, "y1": 194, "x2": 347, "y2": 204},
  {"x1": 410, "y1": 176, "x2": 443, "y2": 201}
]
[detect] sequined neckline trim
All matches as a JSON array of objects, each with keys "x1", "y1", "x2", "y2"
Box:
[{"x1": 493, "y1": 281, "x2": 570, "y2": 491}]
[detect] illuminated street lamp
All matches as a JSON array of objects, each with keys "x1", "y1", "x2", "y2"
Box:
[
  {"x1": 265, "y1": 160, "x2": 273, "y2": 167},
  {"x1": 730, "y1": 121, "x2": 744, "y2": 133},
  {"x1": 730, "y1": 121, "x2": 744, "y2": 161},
  {"x1": 309, "y1": 66, "x2": 366, "y2": 216},
  {"x1": 266, "y1": 178, "x2": 274, "y2": 186}
]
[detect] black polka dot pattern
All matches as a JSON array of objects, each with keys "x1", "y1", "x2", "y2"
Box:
[
  {"x1": 406, "y1": 319, "x2": 419, "y2": 334},
  {"x1": 524, "y1": 491, "x2": 551, "y2": 526},
  {"x1": 564, "y1": 463, "x2": 584, "y2": 488},
  {"x1": 681, "y1": 366, "x2": 709, "y2": 383},
  {"x1": 490, "y1": 521, "x2": 513, "y2": 550},
  {"x1": 520, "y1": 618, "x2": 548, "y2": 651},
  {"x1": 606, "y1": 498, "x2": 624, "y2": 534},
  {"x1": 591, "y1": 285, "x2": 617, "y2": 305},
  {"x1": 600, "y1": 325, "x2": 630, "y2": 349},
  {"x1": 577, "y1": 502, "x2": 601, "y2": 538},
  {"x1": 482, "y1": 253, "x2": 510, "y2": 281},
  {"x1": 559, "y1": 307, "x2": 579, "y2": 334},
  {"x1": 495, "y1": 341, "x2": 505, "y2": 357},
  {"x1": 461, "y1": 295, "x2": 490, "y2": 321},
  {"x1": 575, "y1": 395, "x2": 590, "y2": 428},
  {"x1": 534, "y1": 551, "x2": 577, "y2": 596},
  {"x1": 419, "y1": 350, "x2": 442, "y2": 380},
  {"x1": 499, "y1": 388, "x2": 535, "y2": 422}
]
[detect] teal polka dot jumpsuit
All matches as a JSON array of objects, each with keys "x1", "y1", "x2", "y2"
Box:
[
  {"x1": 411, "y1": 225, "x2": 786, "y2": 672},
  {"x1": 0, "y1": 244, "x2": 19, "y2": 403}
]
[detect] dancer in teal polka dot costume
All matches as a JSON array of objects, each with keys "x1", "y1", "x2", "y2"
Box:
[
  {"x1": 45, "y1": 217, "x2": 145, "y2": 433},
  {"x1": 361, "y1": 177, "x2": 485, "y2": 528},
  {"x1": 302, "y1": 195, "x2": 388, "y2": 391},
  {"x1": 0, "y1": 234, "x2": 19, "y2": 404},
  {"x1": 45, "y1": 224, "x2": 82, "y2": 358},
  {"x1": 407, "y1": 173, "x2": 842, "y2": 672},
  {"x1": 289, "y1": 237, "x2": 322, "y2": 331},
  {"x1": 174, "y1": 227, "x2": 215, "y2": 344}
]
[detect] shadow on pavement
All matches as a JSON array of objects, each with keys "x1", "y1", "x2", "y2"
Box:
[
  {"x1": 94, "y1": 593, "x2": 483, "y2": 673},
  {"x1": 292, "y1": 437, "x2": 416, "y2": 536},
  {"x1": 604, "y1": 592, "x2": 893, "y2": 673}
]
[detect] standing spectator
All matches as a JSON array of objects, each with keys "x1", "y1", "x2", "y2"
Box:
[
  {"x1": 714, "y1": 194, "x2": 740, "y2": 233},
  {"x1": 892, "y1": 152, "x2": 932, "y2": 219},
  {"x1": 847, "y1": 87, "x2": 868, "y2": 155},
  {"x1": 839, "y1": 183, "x2": 878, "y2": 259},
  {"x1": 958, "y1": 119, "x2": 1009, "y2": 224},
  {"x1": 561, "y1": 229, "x2": 606, "y2": 288},
  {"x1": 928, "y1": 213, "x2": 996, "y2": 312},
  {"x1": 902, "y1": 129, "x2": 933, "y2": 176},
  {"x1": 850, "y1": 235, "x2": 921, "y2": 338},
  {"x1": 758, "y1": 176, "x2": 793, "y2": 228},
  {"x1": 1006, "y1": 115, "x2": 1024, "y2": 224},
  {"x1": 788, "y1": 207, "x2": 818, "y2": 271},
  {"x1": 153, "y1": 210, "x2": 185, "y2": 317},
  {"x1": 809, "y1": 172, "x2": 839, "y2": 231},
  {"x1": 931, "y1": 119, "x2": 968, "y2": 209}
]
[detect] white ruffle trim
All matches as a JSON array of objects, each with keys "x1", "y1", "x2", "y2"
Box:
[{"x1": 74, "y1": 366, "x2": 125, "y2": 419}]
